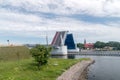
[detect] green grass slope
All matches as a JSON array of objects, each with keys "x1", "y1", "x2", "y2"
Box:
[
  {"x1": 0, "y1": 58, "x2": 89, "y2": 80},
  {"x1": 0, "y1": 46, "x2": 30, "y2": 61}
]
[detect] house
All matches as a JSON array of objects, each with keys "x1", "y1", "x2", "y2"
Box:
[{"x1": 84, "y1": 43, "x2": 94, "y2": 49}]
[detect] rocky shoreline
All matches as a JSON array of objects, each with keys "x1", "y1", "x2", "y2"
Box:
[{"x1": 57, "y1": 59, "x2": 95, "y2": 80}]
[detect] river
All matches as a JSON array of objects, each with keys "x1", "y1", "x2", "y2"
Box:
[{"x1": 76, "y1": 56, "x2": 120, "y2": 80}]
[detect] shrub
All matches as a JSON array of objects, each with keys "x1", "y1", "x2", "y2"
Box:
[{"x1": 30, "y1": 45, "x2": 50, "y2": 69}]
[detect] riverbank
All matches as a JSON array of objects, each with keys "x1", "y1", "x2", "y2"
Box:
[{"x1": 57, "y1": 59, "x2": 95, "y2": 80}]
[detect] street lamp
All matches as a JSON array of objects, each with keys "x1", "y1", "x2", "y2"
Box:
[
  {"x1": 7, "y1": 40, "x2": 9, "y2": 46},
  {"x1": 46, "y1": 27, "x2": 48, "y2": 48}
]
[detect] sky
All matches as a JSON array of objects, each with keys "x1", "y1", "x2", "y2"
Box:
[{"x1": 0, "y1": 0, "x2": 120, "y2": 45}]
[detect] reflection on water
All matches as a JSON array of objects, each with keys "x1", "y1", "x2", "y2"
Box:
[
  {"x1": 51, "y1": 55, "x2": 75, "y2": 59},
  {"x1": 76, "y1": 55, "x2": 120, "y2": 80},
  {"x1": 51, "y1": 55, "x2": 68, "y2": 59}
]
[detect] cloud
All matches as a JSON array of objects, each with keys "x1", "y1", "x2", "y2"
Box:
[
  {"x1": 0, "y1": 0, "x2": 120, "y2": 17},
  {"x1": 0, "y1": 9, "x2": 120, "y2": 42},
  {"x1": 0, "y1": 0, "x2": 120, "y2": 44}
]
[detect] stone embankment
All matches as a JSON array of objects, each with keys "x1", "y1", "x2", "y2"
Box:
[{"x1": 57, "y1": 59, "x2": 95, "y2": 80}]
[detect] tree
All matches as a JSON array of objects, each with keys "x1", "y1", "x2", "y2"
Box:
[
  {"x1": 77, "y1": 43, "x2": 84, "y2": 49},
  {"x1": 30, "y1": 45, "x2": 51, "y2": 69},
  {"x1": 106, "y1": 41, "x2": 120, "y2": 50},
  {"x1": 94, "y1": 41, "x2": 106, "y2": 49}
]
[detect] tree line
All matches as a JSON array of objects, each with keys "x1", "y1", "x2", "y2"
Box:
[{"x1": 77, "y1": 41, "x2": 120, "y2": 50}]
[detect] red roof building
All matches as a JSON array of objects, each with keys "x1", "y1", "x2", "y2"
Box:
[{"x1": 84, "y1": 43, "x2": 94, "y2": 49}]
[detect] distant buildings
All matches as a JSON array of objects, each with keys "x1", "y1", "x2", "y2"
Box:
[
  {"x1": 84, "y1": 39, "x2": 94, "y2": 49},
  {"x1": 84, "y1": 43, "x2": 94, "y2": 49}
]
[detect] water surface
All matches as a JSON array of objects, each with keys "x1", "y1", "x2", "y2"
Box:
[{"x1": 76, "y1": 56, "x2": 120, "y2": 80}]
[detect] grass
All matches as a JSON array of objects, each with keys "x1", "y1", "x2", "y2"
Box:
[
  {"x1": 0, "y1": 46, "x2": 30, "y2": 61},
  {"x1": 0, "y1": 58, "x2": 89, "y2": 80}
]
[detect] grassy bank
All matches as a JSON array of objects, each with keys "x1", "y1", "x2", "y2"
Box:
[
  {"x1": 0, "y1": 58, "x2": 89, "y2": 80},
  {"x1": 0, "y1": 46, "x2": 30, "y2": 61}
]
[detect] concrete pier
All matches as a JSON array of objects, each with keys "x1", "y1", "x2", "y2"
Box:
[{"x1": 57, "y1": 59, "x2": 95, "y2": 80}]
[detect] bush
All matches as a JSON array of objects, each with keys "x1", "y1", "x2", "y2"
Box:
[{"x1": 30, "y1": 45, "x2": 50, "y2": 68}]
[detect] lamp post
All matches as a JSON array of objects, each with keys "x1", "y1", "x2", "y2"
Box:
[
  {"x1": 46, "y1": 33, "x2": 48, "y2": 48},
  {"x1": 7, "y1": 40, "x2": 9, "y2": 46},
  {"x1": 46, "y1": 27, "x2": 48, "y2": 48}
]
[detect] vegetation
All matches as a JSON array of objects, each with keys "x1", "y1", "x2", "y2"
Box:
[
  {"x1": 0, "y1": 58, "x2": 89, "y2": 80},
  {"x1": 0, "y1": 45, "x2": 90, "y2": 80},
  {"x1": 106, "y1": 41, "x2": 120, "y2": 50},
  {"x1": 30, "y1": 45, "x2": 51, "y2": 69},
  {"x1": 94, "y1": 41, "x2": 120, "y2": 50},
  {"x1": 0, "y1": 46, "x2": 30, "y2": 61},
  {"x1": 77, "y1": 41, "x2": 120, "y2": 50},
  {"x1": 94, "y1": 41, "x2": 106, "y2": 49},
  {"x1": 77, "y1": 43, "x2": 84, "y2": 49}
]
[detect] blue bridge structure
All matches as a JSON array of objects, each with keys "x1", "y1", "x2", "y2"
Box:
[{"x1": 51, "y1": 31, "x2": 79, "y2": 55}]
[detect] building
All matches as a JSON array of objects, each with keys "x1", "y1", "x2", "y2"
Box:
[
  {"x1": 84, "y1": 39, "x2": 94, "y2": 49},
  {"x1": 84, "y1": 43, "x2": 94, "y2": 49}
]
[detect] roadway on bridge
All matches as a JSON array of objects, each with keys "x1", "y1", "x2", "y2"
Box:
[{"x1": 68, "y1": 51, "x2": 120, "y2": 56}]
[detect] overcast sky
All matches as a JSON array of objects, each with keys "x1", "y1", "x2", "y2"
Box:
[{"x1": 0, "y1": 0, "x2": 120, "y2": 45}]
